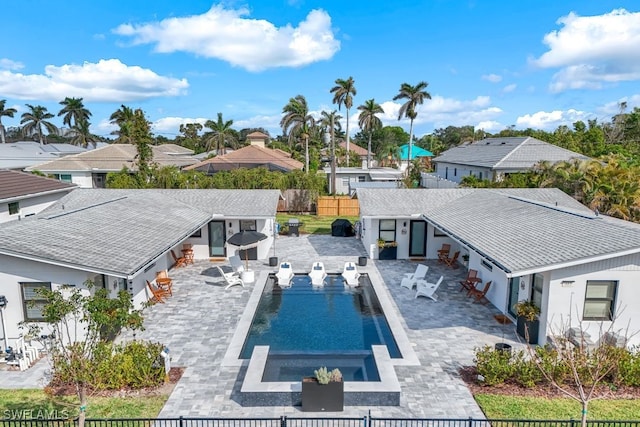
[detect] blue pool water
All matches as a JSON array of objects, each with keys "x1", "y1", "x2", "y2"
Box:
[{"x1": 240, "y1": 273, "x2": 401, "y2": 381}]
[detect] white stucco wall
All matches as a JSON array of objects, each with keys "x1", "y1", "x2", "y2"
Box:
[
  {"x1": 434, "y1": 162, "x2": 494, "y2": 183},
  {"x1": 545, "y1": 254, "x2": 640, "y2": 346},
  {"x1": 0, "y1": 192, "x2": 71, "y2": 223}
]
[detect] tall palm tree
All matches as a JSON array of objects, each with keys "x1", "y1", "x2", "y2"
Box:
[
  {"x1": 58, "y1": 97, "x2": 91, "y2": 128},
  {"x1": 318, "y1": 110, "x2": 342, "y2": 194},
  {"x1": 281, "y1": 95, "x2": 315, "y2": 173},
  {"x1": 109, "y1": 105, "x2": 136, "y2": 144},
  {"x1": 357, "y1": 99, "x2": 384, "y2": 168},
  {"x1": 69, "y1": 117, "x2": 99, "y2": 148},
  {"x1": 330, "y1": 77, "x2": 356, "y2": 164},
  {"x1": 393, "y1": 81, "x2": 431, "y2": 169},
  {"x1": 20, "y1": 104, "x2": 58, "y2": 145},
  {"x1": 204, "y1": 113, "x2": 237, "y2": 155},
  {"x1": 0, "y1": 99, "x2": 17, "y2": 144}
]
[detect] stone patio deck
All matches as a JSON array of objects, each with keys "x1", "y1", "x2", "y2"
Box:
[{"x1": 2, "y1": 234, "x2": 523, "y2": 418}]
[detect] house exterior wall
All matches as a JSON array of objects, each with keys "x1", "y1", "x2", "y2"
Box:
[
  {"x1": 544, "y1": 254, "x2": 640, "y2": 346},
  {"x1": 434, "y1": 162, "x2": 494, "y2": 183},
  {"x1": 333, "y1": 172, "x2": 369, "y2": 195},
  {"x1": 0, "y1": 192, "x2": 70, "y2": 223}
]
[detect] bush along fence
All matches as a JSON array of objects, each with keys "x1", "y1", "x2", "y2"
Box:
[{"x1": 3, "y1": 416, "x2": 640, "y2": 427}]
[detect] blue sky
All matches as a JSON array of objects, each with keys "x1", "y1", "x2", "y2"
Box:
[{"x1": 2, "y1": 0, "x2": 640, "y2": 139}]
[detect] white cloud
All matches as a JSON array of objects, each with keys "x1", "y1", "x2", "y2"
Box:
[
  {"x1": 532, "y1": 9, "x2": 640, "y2": 92},
  {"x1": 516, "y1": 109, "x2": 593, "y2": 129},
  {"x1": 0, "y1": 59, "x2": 24, "y2": 71},
  {"x1": 152, "y1": 117, "x2": 208, "y2": 135},
  {"x1": 476, "y1": 121, "x2": 503, "y2": 132},
  {"x1": 379, "y1": 95, "x2": 502, "y2": 129},
  {"x1": 502, "y1": 84, "x2": 517, "y2": 93},
  {"x1": 113, "y1": 5, "x2": 340, "y2": 72},
  {"x1": 0, "y1": 59, "x2": 188, "y2": 102},
  {"x1": 482, "y1": 73, "x2": 502, "y2": 83},
  {"x1": 598, "y1": 94, "x2": 640, "y2": 116}
]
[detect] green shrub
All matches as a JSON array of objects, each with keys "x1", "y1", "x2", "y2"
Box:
[
  {"x1": 512, "y1": 350, "x2": 543, "y2": 388},
  {"x1": 474, "y1": 345, "x2": 514, "y2": 386},
  {"x1": 534, "y1": 345, "x2": 571, "y2": 384},
  {"x1": 614, "y1": 346, "x2": 640, "y2": 386}
]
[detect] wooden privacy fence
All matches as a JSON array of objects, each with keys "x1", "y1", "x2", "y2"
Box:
[{"x1": 317, "y1": 196, "x2": 359, "y2": 216}]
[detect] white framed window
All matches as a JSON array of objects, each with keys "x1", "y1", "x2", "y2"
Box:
[
  {"x1": 583, "y1": 280, "x2": 617, "y2": 321},
  {"x1": 379, "y1": 219, "x2": 396, "y2": 242},
  {"x1": 21, "y1": 282, "x2": 51, "y2": 321},
  {"x1": 240, "y1": 220, "x2": 256, "y2": 231}
]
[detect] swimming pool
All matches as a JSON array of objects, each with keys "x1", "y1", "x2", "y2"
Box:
[{"x1": 240, "y1": 273, "x2": 401, "y2": 381}]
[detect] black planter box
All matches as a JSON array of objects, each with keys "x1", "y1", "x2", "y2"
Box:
[
  {"x1": 301, "y1": 378, "x2": 344, "y2": 412},
  {"x1": 516, "y1": 316, "x2": 539, "y2": 344},
  {"x1": 378, "y1": 246, "x2": 397, "y2": 260}
]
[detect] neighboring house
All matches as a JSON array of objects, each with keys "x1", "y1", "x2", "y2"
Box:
[
  {"x1": 26, "y1": 144, "x2": 199, "y2": 188},
  {"x1": 399, "y1": 144, "x2": 433, "y2": 171},
  {"x1": 357, "y1": 187, "x2": 640, "y2": 346},
  {"x1": 185, "y1": 143, "x2": 303, "y2": 174},
  {"x1": 0, "y1": 188, "x2": 281, "y2": 345},
  {"x1": 0, "y1": 141, "x2": 89, "y2": 170},
  {"x1": 338, "y1": 141, "x2": 370, "y2": 163},
  {"x1": 0, "y1": 169, "x2": 76, "y2": 223},
  {"x1": 324, "y1": 166, "x2": 403, "y2": 195},
  {"x1": 432, "y1": 137, "x2": 589, "y2": 183}
]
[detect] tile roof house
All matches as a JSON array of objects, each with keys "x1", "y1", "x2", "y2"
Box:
[
  {"x1": 338, "y1": 141, "x2": 369, "y2": 161},
  {"x1": 356, "y1": 187, "x2": 640, "y2": 346},
  {"x1": 0, "y1": 188, "x2": 281, "y2": 344},
  {"x1": 432, "y1": 137, "x2": 589, "y2": 183},
  {"x1": 0, "y1": 169, "x2": 76, "y2": 223},
  {"x1": 0, "y1": 141, "x2": 89, "y2": 170},
  {"x1": 185, "y1": 144, "x2": 303, "y2": 174},
  {"x1": 25, "y1": 144, "x2": 198, "y2": 188}
]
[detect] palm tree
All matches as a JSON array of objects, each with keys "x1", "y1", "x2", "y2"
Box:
[
  {"x1": 58, "y1": 97, "x2": 91, "y2": 128},
  {"x1": 69, "y1": 117, "x2": 99, "y2": 148},
  {"x1": 330, "y1": 77, "x2": 356, "y2": 165},
  {"x1": 393, "y1": 81, "x2": 431, "y2": 170},
  {"x1": 318, "y1": 110, "x2": 342, "y2": 194},
  {"x1": 377, "y1": 142, "x2": 401, "y2": 167},
  {"x1": 20, "y1": 104, "x2": 58, "y2": 145},
  {"x1": 204, "y1": 113, "x2": 237, "y2": 155},
  {"x1": 109, "y1": 105, "x2": 136, "y2": 144},
  {"x1": 281, "y1": 95, "x2": 315, "y2": 173},
  {"x1": 357, "y1": 99, "x2": 384, "y2": 168},
  {"x1": 0, "y1": 99, "x2": 17, "y2": 144}
]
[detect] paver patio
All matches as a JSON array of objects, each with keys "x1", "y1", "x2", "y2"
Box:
[{"x1": 2, "y1": 234, "x2": 523, "y2": 418}]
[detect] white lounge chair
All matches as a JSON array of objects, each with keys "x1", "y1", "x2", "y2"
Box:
[
  {"x1": 341, "y1": 261, "x2": 361, "y2": 287},
  {"x1": 415, "y1": 276, "x2": 444, "y2": 301},
  {"x1": 401, "y1": 264, "x2": 429, "y2": 290},
  {"x1": 275, "y1": 262, "x2": 294, "y2": 287},
  {"x1": 215, "y1": 266, "x2": 244, "y2": 290},
  {"x1": 308, "y1": 262, "x2": 327, "y2": 287},
  {"x1": 228, "y1": 255, "x2": 245, "y2": 274}
]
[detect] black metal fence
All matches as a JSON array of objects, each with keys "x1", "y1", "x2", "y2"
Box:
[{"x1": 2, "y1": 417, "x2": 640, "y2": 427}]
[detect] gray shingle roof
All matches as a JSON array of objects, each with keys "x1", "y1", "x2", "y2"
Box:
[
  {"x1": 357, "y1": 188, "x2": 640, "y2": 275},
  {"x1": 0, "y1": 189, "x2": 281, "y2": 277},
  {"x1": 433, "y1": 137, "x2": 589, "y2": 169},
  {"x1": 0, "y1": 169, "x2": 76, "y2": 201},
  {"x1": 26, "y1": 144, "x2": 198, "y2": 172}
]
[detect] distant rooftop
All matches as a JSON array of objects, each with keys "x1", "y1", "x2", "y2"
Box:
[{"x1": 0, "y1": 169, "x2": 76, "y2": 201}]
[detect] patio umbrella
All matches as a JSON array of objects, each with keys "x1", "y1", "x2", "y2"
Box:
[{"x1": 226, "y1": 231, "x2": 268, "y2": 269}]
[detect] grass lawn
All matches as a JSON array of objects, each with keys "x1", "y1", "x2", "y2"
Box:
[
  {"x1": 475, "y1": 394, "x2": 640, "y2": 420},
  {"x1": 0, "y1": 389, "x2": 167, "y2": 419},
  {"x1": 276, "y1": 214, "x2": 360, "y2": 235}
]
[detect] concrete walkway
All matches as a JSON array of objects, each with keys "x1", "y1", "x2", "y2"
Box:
[{"x1": 2, "y1": 235, "x2": 522, "y2": 418}]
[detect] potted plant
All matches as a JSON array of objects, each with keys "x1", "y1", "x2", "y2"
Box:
[
  {"x1": 461, "y1": 253, "x2": 470, "y2": 266},
  {"x1": 377, "y1": 239, "x2": 398, "y2": 260},
  {"x1": 301, "y1": 367, "x2": 344, "y2": 412},
  {"x1": 514, "y1": 300, "x2": 540, "y2": 344}
]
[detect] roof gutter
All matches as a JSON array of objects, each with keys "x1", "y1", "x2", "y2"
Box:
[{"x1": 0, "y1": 186, "x2": 76, "y2": 204}]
